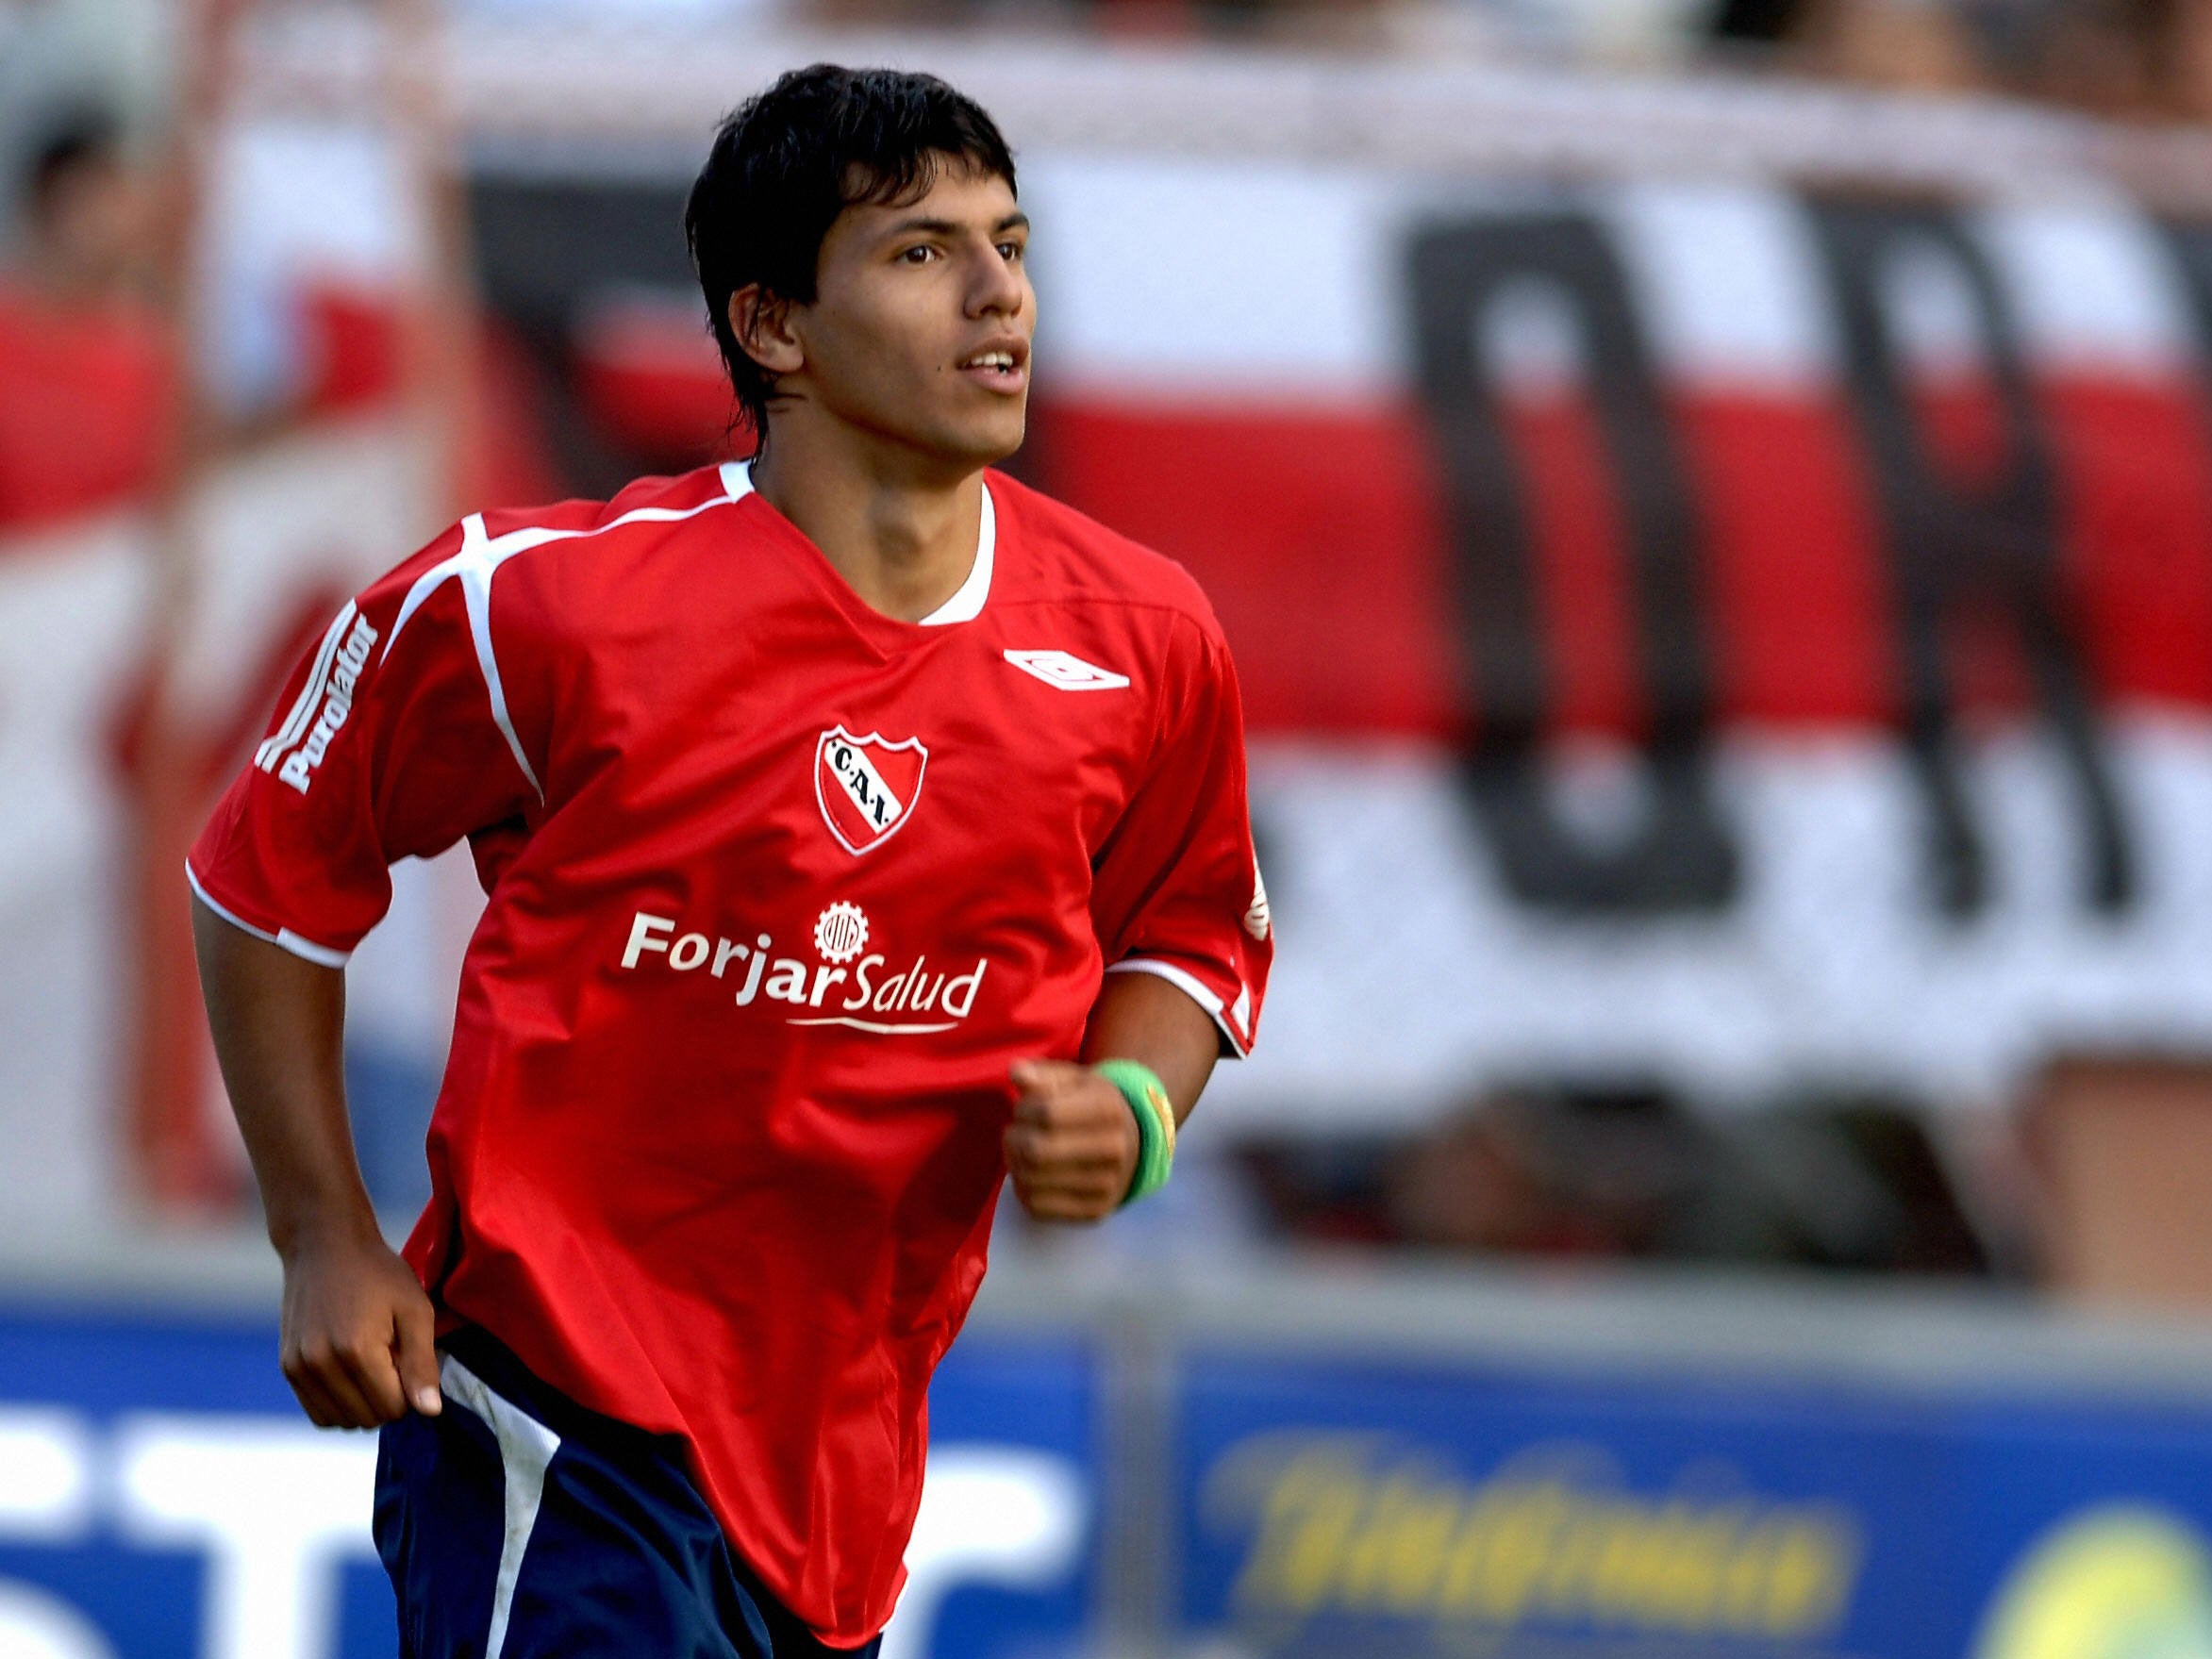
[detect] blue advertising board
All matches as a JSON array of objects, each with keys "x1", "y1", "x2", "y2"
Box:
[
  {"x1": 13, "y1": 1297, "x2": 2212, "y2": 1659},
  {"x1": 0, "y1": 1302, "x2": 1097, "y2": 1659},
  {"x1": 1177, "y1": 1352, "x2": 2212, "y2": 1659}
]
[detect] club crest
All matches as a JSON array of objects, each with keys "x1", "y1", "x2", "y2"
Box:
[{"x1": 815, "y1": 726, "x2": 928, "y2": 854}]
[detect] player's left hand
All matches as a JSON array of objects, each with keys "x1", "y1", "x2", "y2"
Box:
[{"x1": 1004, "y1": 1059, "x2": 1140, "y2": 1223}]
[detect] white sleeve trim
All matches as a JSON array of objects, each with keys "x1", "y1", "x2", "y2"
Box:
[
  {"x1": 1105, "y1": 955, "x2": 1250, "y2": 1058},
  {"x1": 184, "y1": 859, "x2": 351, "y2": 969}
]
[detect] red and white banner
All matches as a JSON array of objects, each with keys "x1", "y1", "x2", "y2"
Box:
[{"x1": 1006, "y1": 158, "x2": 2212, "y2": 1122}]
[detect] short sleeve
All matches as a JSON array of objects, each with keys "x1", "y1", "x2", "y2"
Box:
[
  {"x1": 186, "y1": 523, "x2": 543, "y2": 965},
  {"x1": 1090, "y1": 618, "x2": 1272, "y2": 1056}
]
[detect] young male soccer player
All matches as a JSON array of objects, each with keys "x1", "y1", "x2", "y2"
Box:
[{"x1": 186, "y1": 63, "x2": 1270, "y2": 1658}]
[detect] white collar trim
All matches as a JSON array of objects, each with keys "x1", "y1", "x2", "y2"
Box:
[{"x1": 721, "y1": 459, "x2": 993, "y2": 626}]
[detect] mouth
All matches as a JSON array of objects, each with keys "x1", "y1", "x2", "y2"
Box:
[{"x1": 956, "y1": 342, "x2": 1029, "y2": 393}]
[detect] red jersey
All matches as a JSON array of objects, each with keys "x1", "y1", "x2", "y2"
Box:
[{"x1": 187, "y1": 461, "x2": 1270, "y2": 1645}]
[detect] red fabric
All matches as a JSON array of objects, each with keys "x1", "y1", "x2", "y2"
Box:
[
  {"x1": 300, "y1": 285, "x2": 403, "y2": 411},
  {"x1": 1672, "y1": 392, "x2": 1894, "y2": 727},
  {"x1": 188, "y1": 463, "x2": 1269, "y2": 1645},
  {"x1": 2042, "y1": 377, "x2": 2212, "y2": 710},
  {"x1": 573, "y1": 303, "x2": 735, "y2": 462},
  {"x1": 1036, "y1": 396, "x2": 1461, "y2": 738},
  {"x1": 0, "y1": 282, "x2": 173, "y2": 533},
  {"x1": 1033, "y1": 373, "x2": 2212, "y2": 738}
]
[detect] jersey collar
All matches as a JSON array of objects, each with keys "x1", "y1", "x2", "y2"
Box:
[{"x1": 720, "y1": 459, "x2": 994, "y2": 627}]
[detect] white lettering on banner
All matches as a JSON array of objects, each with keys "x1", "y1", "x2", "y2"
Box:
[
  {"x1": 0, "y1": 1402, "x2": 1082, "y2": 1659},
  {"x1": 619, "y1": 902, "x2": 989, "y2": 1037},
  {"x1": 115, "y1": 1416, "x2": 379, "y2": 1659},
  {"x1": 262, "y1": 612, "x2": 379, "y2": 795},
  {"x1": 0, "y1": 1410, "x2": 112, "y2": 1658},
  {"x1": 0, "y1": 1411, "x2": 94, "y2": 1538},
  {"x1": 0, "y1": 1588, "x2": 116, "y2": 1659},
  {"x1": 880, "y1": 1450, "x2": 1087, "y2": 1659}
]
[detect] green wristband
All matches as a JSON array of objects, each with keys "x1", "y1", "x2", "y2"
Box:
[{"x1": 1095, "y1": 1059, "x2": 1176, "y2": 1207}]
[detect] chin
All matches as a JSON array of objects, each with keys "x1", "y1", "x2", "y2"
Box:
[{"x1": 928, "y1": 411, "x2": 1027, "y2": 470}]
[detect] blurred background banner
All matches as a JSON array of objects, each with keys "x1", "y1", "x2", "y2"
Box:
[
  {"x1": 22, "y1": 18, "x2": 2212, "y2": 1195},
  {"x1": 1180, "y1": 1344, "x2": 2212, "y2": 1657},
  {"x1": 16, "y1": 2, "x2": 2212, "y2": 1655}
]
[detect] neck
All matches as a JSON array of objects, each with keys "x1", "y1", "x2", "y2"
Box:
[{"x1": 748, "y1": 422, "x2": 985, "y2": 624}]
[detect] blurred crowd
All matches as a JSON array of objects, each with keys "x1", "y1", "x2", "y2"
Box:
[
  {"x1": 811, "y1": 0, "x2": 2212, "y2": 117},
  {"x1": 998, "y1": 1077, "x2": 2037, "y2": 1291},
  {"x1": 0, "y1": 108, "x2": 171, "y2": 530}
]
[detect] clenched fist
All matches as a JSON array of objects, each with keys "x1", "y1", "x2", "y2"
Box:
[
  {"x1": 277, "y1": 1223, "x2": 444, "y2": 1429},
  {"x1": 1003, "y1": 1059, "x2": 1142, "y2": 1222}
]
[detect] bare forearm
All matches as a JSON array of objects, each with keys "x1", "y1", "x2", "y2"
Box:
[
  {"x1": 1006, "y1": 971, "x2": 1224, "y2": 1223},
  {"x1": 190, "y1": 896, "x2": 443, "y2": 1427},
  {"x1": 189, "y1": 896, "x2": 376, "y2": 1254},
  {"x1": 1079, "y1": 968, "x2": 1220, "y2": 1124}
]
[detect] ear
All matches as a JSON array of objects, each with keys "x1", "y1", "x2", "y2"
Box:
[{"x1": 730, "y1": 284, "x2": 804, "y2": 378}]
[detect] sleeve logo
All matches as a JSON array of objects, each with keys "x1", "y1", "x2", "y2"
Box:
[
  {"x1": 1245, "y1": 862, "x2": 1272, "y2": 940},
  {"x1": 815, "y1": 726, "x2": 929, "y2": 854},
  {"x1": 256, "y1": 603, "x2": 380, "y2": 795}
]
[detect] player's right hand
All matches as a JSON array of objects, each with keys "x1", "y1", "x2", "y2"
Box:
[{"x1": 276, "y1": 1224, "x2": 443, "y2": 1429}]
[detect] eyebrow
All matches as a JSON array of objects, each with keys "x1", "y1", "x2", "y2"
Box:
[{"x1": 881, "y1": 211, "x2": 1031, "y2": 241}]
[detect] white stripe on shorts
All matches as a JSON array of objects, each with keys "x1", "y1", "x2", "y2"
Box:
[{"x1": 439, "y1": 1354, "x2": 562, "y2": 1659}]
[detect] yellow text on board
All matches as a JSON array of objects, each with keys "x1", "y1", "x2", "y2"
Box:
[{"x1": 1208, "y1": 1434, "x2": 1864, "y2": 1640}]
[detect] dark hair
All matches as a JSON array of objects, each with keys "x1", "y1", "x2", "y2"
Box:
[{"x1": 684, "y1": 64, "x2": 1016, "y2": 449}]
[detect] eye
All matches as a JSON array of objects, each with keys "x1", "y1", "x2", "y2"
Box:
[
  {"x1": 900, "y1": 244, "x2": 939, "y2": 265},
  {"x1": 997, "y1": 240, "x2": 1025, "y2": 262}
]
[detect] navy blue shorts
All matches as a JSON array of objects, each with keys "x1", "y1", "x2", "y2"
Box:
[{"x1": 374, "y1": 1327, "x2": 882, "y2": 1659}]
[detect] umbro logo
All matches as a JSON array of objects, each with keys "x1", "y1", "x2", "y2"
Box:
[{"x1": 1003, "y1": 649, "x2": 1130, "y2": 691}]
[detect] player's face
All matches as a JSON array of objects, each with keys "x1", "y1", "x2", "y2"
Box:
[{"x1": 793, "y1": 160, "x2": 1034, "y2": 467}]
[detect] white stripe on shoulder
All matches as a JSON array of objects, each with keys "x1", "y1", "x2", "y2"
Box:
[
  {"x1": 439, "y1": 1355, "x2": 562, "y2": 1659},
  {"x1": 184, "y1": 859, "x2": 351, "y2": 968},
  {"x1": 382, "y1": 476, "x2": 747, "y2": 802}
]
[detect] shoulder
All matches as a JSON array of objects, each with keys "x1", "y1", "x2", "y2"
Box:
[
  {"x1": 474, "y1": 463, "x2": 751, "y2": 565},
  {"x1": 373, "y1": 463, "x2": 754, "y2": 637},
  {"x1": 988, "y1": 470, "x2": 1228, "y2": 651}
]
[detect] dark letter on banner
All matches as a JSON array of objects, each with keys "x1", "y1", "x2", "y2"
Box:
[
  {"x1": 1405, "y1": 212, "x2": 1738, "y2": 915},
  {"x1": 1807, "y1": 199, "x2": 2131, "y2": 918}
]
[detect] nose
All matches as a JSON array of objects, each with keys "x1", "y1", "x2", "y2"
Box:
[{"x1": 966, "y1": 241, "x2": 1025, "y2": 320}]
